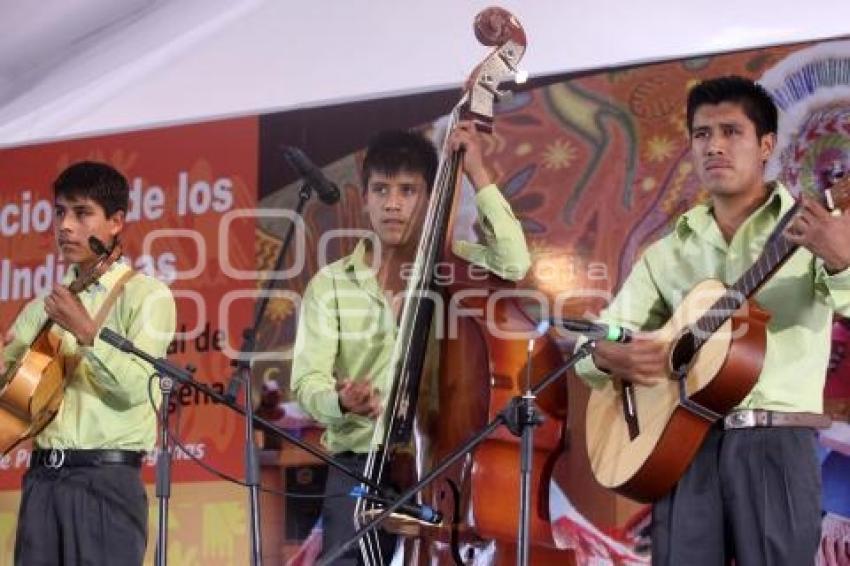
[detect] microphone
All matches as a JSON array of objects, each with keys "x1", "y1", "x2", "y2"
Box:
[
  {"x1": 100, "y1": 327, "x2": 134, "y2": 352},
  {"x1": 548, "y1": 318, "x2": 633, "y2": 343},
  {"x1": 282, "y1": 146, "x2": 341, "y2": 205},
  {"x1": 349, "y1": 486, "x2": 443, "y2": 525}
]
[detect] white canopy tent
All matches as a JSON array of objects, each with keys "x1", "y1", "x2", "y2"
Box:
[{"x1": 1, "y1": 0, "x2": 848, "y2": 148}]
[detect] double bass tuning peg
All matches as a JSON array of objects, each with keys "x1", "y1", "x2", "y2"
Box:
[{"x1": 514, "y1": 68, "x2": 528, "y2": 84}]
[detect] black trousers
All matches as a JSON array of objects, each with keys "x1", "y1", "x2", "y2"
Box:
[
  {"x1": 15, "y1": 464, "x2": 148, "y2": 566},
  {"x1": 651, "y1": 425, "x2": 822, "y2": 566},
  {"x1": 320, "y1": 452, "x2": 397, "y2": 566}
]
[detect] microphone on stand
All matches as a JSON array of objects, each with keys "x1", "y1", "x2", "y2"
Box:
[
  {"x1": 281, "y1": 146, "x2": 341, "y2": 205},
  {"x1": 544, "y1": 317, "x2": 640, "y2": 440},
  {"x1": 100, "y1": 327, "x2": 134, "y2": 352},
  {"x1": 545, "y1": 318, "x2": 633, "y2": 343},
  {"x1": 349, "y1": 486, "x2": 443, "y2": 525}
]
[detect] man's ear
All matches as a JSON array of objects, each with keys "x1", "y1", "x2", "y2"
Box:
[
  {"x1": 760, "y1": 132, "x2": 776, "y2": 163},
  {"x1": 108, "y1": 210, "x2": 125, "y2": 239}
]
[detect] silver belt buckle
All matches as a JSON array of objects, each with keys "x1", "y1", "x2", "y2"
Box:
[
  {"x1": 725, "y1": 410, "x2": 757, "y2": 429},
  {"x1": 45, "y1": 448, "x2": 65, "y2": 469}
]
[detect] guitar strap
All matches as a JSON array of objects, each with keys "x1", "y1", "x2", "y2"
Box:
[{"x1": 63, "y1": 267, "x2": 138, "y2": 380}]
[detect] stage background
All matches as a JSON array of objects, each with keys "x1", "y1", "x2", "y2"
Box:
[{"x1": 1, "y1": 36, "x2": 849, "y2": 564}]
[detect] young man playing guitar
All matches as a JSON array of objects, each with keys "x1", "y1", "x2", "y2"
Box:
[
  {"x1": 576, "y1": 76, "x2": 850, "y2": 564},
  {"x1": 0, "y1": 162, "x2": 176, "y2": 565},
  {"x1": 290, "y1": 125, "x2": 531, "y2": 564}
]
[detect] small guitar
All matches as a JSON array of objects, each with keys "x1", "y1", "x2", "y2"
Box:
[
  {"x1": 0, "y1": 237, "x2": 123, "y2": 455},
  {"x1": 586, "y1": 177, "x2": 850, "y2": 502}
]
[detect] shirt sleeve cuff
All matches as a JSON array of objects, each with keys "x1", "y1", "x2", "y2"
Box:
[
  {"x1": 475, "y1": 184, "x2": 513, "y2": 215},
  {"x1": 573, "y1": 340, "x2": 611, "y2": 390},
  {"x1": 77, "y1": 337, "x2": 103, "y2": 366},
  {"x1": 820, "y1": 263, "x2": 850, "y2": 289},
  {"x1": 315, "y1": 389, "x2": 344, "y2": 422},
  {"x1": 78, "y1": 334, "x2": 115, "y2": 367}
]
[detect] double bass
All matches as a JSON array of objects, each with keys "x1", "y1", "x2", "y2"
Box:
[{"x1": 356, "y1": 8, "x2": 573, "y2": 565}]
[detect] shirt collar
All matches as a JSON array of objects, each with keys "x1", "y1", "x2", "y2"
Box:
[
  {"x1": 675, "y1": 181, "x2": 792, "y2": 240},
  {"x1": 342, "y1": 239, "x2": 377, "y2": 286}
]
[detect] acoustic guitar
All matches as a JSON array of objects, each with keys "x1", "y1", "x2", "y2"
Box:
[
  {"x1": 586, "y1": 177, "x2": 850, "y2": 502},
  {"x1": 0, "y1": 237, "x2": 122, "y2": 455}
]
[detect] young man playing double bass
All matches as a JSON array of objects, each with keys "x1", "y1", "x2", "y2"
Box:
[
  {"x1": 576, "y1": 76, "x2": 850, "y2": 564},
  {"x1": 0, "y1": 161, "x2": 176, "y2": 565},
  {"x1": 290, "y1": 124, "x2": 531, "y2": 564}
]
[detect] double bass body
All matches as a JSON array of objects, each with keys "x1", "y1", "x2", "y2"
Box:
[
  {"x1": 424, "y1": 272, "x2": 572, "y2": 564},
  {"x1": 361, "y1": 8, "x2": 575, "y2": 564}
]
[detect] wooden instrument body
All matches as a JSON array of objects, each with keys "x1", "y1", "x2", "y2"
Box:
[
  {"x1": 585, "y1": 177, "x2": 850, "y2": 503},
  {"x1": 413, "y1": 281, "x2": 571, "y2": 564},
  {"x1": 0, "y1": 237, "x2": 121, "y2": 456},
  {"x1": 0, "y1": 330, "x2": 68, "y2": 454},
  {"x1": 586, "y1": 279, "x2": 769, "y2": 502},
  {"x1": 366, "y1": 9, "x2": 575, "y2": 563}
]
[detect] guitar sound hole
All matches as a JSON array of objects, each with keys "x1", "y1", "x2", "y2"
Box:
[{"x1": 670, "y1": 331, "x2": 697, "y2": 374}]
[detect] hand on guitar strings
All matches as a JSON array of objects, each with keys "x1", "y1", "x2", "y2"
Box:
[
  {"x1": 784, "y1": 193, "x2": 850, "y2": 274},
  {"x1": 0, "y1": 329, "x2": 14, "y2": 374},
  {"x1": 336, "y1": 378, "x2": 383, "y2": 418},
  {"x1": 591, "y1": 333, "x2": 669, "y2": 386},
  {"x1": 43, "y1": 286, "x2": 97, "y2": 347}
]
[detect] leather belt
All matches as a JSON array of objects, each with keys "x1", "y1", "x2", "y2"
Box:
[
  {"x1": 31, "y1": 449, "x2": 145, "y2": 469},
  {"x1": 723, "y1": 410, "x2": 832, "y2": 430}
]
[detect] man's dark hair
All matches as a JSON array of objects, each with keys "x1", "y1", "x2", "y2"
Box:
[
  {"x1": 686, "y1": 75, "x2": 778, "y2": 139},
  {"x1": 361, "y1": 130, "x2": 439, "y2": 191},
  {"x1": 53, "y1": 161, "x2": 129, "y2": 217}
]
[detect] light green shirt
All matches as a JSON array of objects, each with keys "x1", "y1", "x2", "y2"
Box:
[
  {"x1": 3, "y1": 260, "x2": 176, "y2": 451},
  {"x1": 290, "y1": 184, "x2": 531, "y2": 453},
  {"x1": 576, "y1": 182, "x2": 850, "y2": 413}
]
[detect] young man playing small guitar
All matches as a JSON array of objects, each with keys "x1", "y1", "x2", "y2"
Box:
[
  {"x1": 576, "y1": 76, "x2": 850, "y2": 565},
  {"x1": 0, "y1": 161, "x2": 176, "y2": 565}
]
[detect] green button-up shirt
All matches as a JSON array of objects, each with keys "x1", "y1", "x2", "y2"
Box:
[
  {"x1": 3, "y1": 261, "x2": 176, "y2": 451},
  {"x1": 290, "y1": 184, "x2": 531, "y2": 453},
  {"x1": 576, "y1": 182, "x2": 850, "y2": 413}
]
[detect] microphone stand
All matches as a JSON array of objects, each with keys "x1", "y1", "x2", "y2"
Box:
[
  {"x1": 318, "y1": 340, "x2": 596, "y2": 565},
  {"x1": 515, "y1": 339, "x2": 544, "y2": 566},
  {"x1": 222, "y1": 181, "x2": 324, "y2": 566},
  {"x1": 154, "y1": 373, "x2": 174, "y2": 566},
  {"x1": 98, "y1": 330, "x2": 387, "y2": 492}
]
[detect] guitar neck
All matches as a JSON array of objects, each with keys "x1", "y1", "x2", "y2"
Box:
[
  {"x1": 694, "y1": 203, "x2": 800, "y2": 342},
  {"x1": 34, "y1": 317, "x2": 57, "y2": 343}
]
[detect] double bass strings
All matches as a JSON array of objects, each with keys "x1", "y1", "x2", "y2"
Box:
[{"x1": 356, "y1": 104, "x2": 465, "y2": 564}]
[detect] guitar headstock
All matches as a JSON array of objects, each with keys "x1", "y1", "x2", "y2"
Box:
[
  {"x1": 67, "y1": 238, "x2": 122, "y2": 294},
  {"x1": 464, "y1": 7, "x2": 528, "y2": 132}
]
